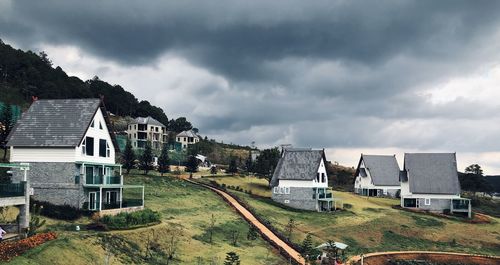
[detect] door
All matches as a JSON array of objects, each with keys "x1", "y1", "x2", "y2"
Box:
[
  {"x1": 106, "y1": 191, "x2": 118, "y2": 204},
  {"x1": 89, "y1": 192, "x2": 97, "y2": 210}
]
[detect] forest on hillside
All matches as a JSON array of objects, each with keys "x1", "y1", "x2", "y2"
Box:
[{"x1": 0, "y1": 39, "x2": 175, "y2": 128}]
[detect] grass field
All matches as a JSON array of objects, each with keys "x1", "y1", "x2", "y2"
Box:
[
  {"x1": 202, "y1": 175, "x2": 500, "y2": 257},
  {"x1": 8, "y1": 174, "x2": 285, "y2": 265}
]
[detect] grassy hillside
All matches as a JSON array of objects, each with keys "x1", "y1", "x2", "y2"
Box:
[
  {"x1": 202, "y1": 175, "x2": 500, "y2": 257},
  {"x1": 8, "y1": 175, "x2": 285, "y2": 264}
]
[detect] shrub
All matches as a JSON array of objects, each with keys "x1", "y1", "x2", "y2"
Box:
[
  {"x1": 86, "y1": 222, "x2": 109, "y2": 231},
  {"x1": 100, "y1": 209, "x2": 161, "y2": 230},
  {"x1": 31, "y1": 200, "x2": 85, "y2": 221},
  {"x1": 343, "y1": 203, "x2": 353, "y2": 209},
  {"x1": 0, "y1": 232, "x2": 57, "y2": 261}
]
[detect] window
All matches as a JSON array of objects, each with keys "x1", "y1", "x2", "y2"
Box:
[
  {"x1": 424, "y1": 198, "x2": 431, "y2": 205},
  {"x1": 74, "y1": 175, "x2": 80, "y2": 184},
  {"x1": 321, "y1": 173, "x2": 326, "y2": 183},
  {"x1": 99, "y1": 122, "x2": 103, "y2": 130},
  {"x1": 155, "y1": 127, "x2": 158, "y2": 132},
  {"x1": 316, "y1": 173, "x2": 320, "y2": 182},
  {"x1": 106, "y1": 142, "x2": 111, "y2": 157},
  {"x1": 273, "y1": 187, "x2": 279, "y2": 194},
  {"x1": 284, "y1": 187, "x2": 290, "y2": 194},
  {"x1": 81, "y1": 138, "x2": 86, "y2": 155},
  {"x1": 99, "y1": 139, "x2": 107, "y2": 157},
  {"x1": 85, "y1": 137, "x2": 94, "y2": 156},
  {"x1": 90, "y1": 120, "x2": 95, "y2": 128}
]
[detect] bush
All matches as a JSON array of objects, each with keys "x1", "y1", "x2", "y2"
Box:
[
  {"x1": 31, "y1": 199, "x2": 86, "y2": 221},
  {"x1": 86, "y1": 222, "x2": 109, "y2": 231},
  {"x1": 0, "y1": 232, "x2": 57, "y2": 261},
  {"x1": 100, "y1": 209, "x2": 161, "y2": 230},
  {"x1": 343, "y1": 203, "x2": 353, "y2": 209}
]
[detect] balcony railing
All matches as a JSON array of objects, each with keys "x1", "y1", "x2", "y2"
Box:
[
  {"x1": 86, "y1": 175, "x2": 121, "y2": 185},
  {"x1": 122, "y1": 199, "x2": 143, "y2": 208},
  {"x1": 318, "y1": 193, "x2": 333, "y2": 199},
  {"x1": 0, "y1": 182, "x2": 25, "y2": 198},
  {"x1": 452, "y1": 199, "x2": 470, "y2": 210}
]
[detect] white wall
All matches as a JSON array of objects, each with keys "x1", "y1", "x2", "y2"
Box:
[
  {"x1": 355, "y1": 159, "x2": 399, "y2": 190},
  {"x1": 74, "y1": 108, "x2": 116, "y2": 164},
  {"x1": 10, "y1": 147, "x2": 76, "y2": 162}
]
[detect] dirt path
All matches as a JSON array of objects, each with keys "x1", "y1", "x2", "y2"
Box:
[{"x1": 184, "y1": 179, "x2": 306, "y2": 265}]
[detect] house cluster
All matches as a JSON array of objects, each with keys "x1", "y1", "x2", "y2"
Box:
[
  {"x1": 126, "y1": 116, "x2": 200, "y2": 152},
  {"x1": 271, "y1": 148, "x2": 471, "y2": 217}
]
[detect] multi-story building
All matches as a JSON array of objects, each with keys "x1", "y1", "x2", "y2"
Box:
[
  {"x1": 176, "y1": 130, "x2": 200, "y2": 149},
  {"x1": 127, "y1": 116, "x2": 167, "y2": 151},
  {"x1": 7, "y1": 99, "x2": 144, "y2": 214}
]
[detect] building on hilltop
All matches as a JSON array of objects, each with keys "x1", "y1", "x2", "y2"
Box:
[
  {"x1": 354, "y1": 154, "x2": 401, "y2": 197},
  {"x1": 400, "y1": 153, "x2": 471, "y2": 217},
  {"x1": 176, "y1": 130, "x2": 200, "y2": 149},
  {"x1": 127, "y1": 116, "x2": 168, "y2": 151},
  {"x1": 7, "y1": 98, "x2": 144, "y2": 214},
  {"x1": 270, "y1": 148, "x2": 337, "y2": 212}
]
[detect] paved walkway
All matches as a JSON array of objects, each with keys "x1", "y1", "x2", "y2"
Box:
[{"x1": 185, "y1": 179, "x2": 306, "y2": 265}]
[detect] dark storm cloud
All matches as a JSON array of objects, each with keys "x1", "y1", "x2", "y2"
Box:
[
  {"x1": 2, "y1": 0, "x2": 500, "y2": 170},
  {"x1": 2, "y1": 0, "x2": 500, "y2": 81}
]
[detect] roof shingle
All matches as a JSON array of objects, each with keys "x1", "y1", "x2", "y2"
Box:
[
  {"x1": 356, "y1": 155, "x2": 400, "y2": 186},
  {"x1": 270, "y1": 149, "x2": 326, "y2": 187},
  {"x1": 7, "y1": 99, "x2": 101, "y2": 147}
]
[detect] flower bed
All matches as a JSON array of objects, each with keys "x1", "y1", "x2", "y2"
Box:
[{"x1": 0, "y1": 232, "x2": 58, "y2": 261}]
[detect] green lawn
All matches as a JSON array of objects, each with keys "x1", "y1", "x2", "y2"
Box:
[
  {"x1": 8, "y1": 174, "x2": 285, "y2": 265},
  {"x1": 202, "y1": 175, "x2": 500, "y2": 257}
]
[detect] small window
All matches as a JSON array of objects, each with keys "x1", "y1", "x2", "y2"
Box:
[
  {"x1": 74, "y1": 175, "x2": 80, "y2": 184},
  {"x1": 273, "y1": 187, "x2": 279, "y2": 194},
  {"x1": 284, "y1": 187, "x2": 290, "y2": 194},
  {"x1": 106, "y1": 142, "x2": 111, "y2": 157},
  {"x1": 425, "y1": 198, "x2": 431, "y2": 205},
  {"x1": 91, "y1": 120, "x2": 95, "y2": 128},
  {"x1": 99, "y1": 122, "x2": 103, "y2": 130},
  {"x1": 316, "y1": 173, "x2": 320, "y2": 182},
  {"x1": 81, "y1": 138, "x2": 86, "y2": 155}
]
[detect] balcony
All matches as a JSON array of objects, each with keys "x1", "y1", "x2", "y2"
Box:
[
  {"x1": 318, "y1": 192, "x2": 333, "y2": 200},
  {"x1": 86, "y1": 175, "x2": 122, "y2": 185},
  {"x1": 0, "y1": 182, "x2": 25, "y2": 198},
  {"x1": 451, "y1": 199, "x2": 471, "y2": 211}
]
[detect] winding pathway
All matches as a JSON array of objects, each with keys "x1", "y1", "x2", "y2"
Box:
[{"x1": 184, "y1": 179, "x2": 306, "y2": 265}]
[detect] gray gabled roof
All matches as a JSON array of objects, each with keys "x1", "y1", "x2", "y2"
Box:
[
  {"x1": 7, "y1": 99, "x2": 104, "y2": 147},
  {"x1": 355, "y1": 154, "x2": 400, "y2": 186},
  {"x1": 130, "y1": 116, "x2": 165, "y2": 127},
  {"x1": 403, "y1": 153, "x2": 460, "y2": 195},
  {"x1": 177, "y1": 130, "x2": 199, "y2": 138},
  {"x1": 270, "y1": 149, "x2": 326, "y2": 187}
]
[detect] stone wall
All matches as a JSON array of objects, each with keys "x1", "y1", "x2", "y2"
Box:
[
  {"x1": 272, "y1": 187, "x2": 317, "y2": 211},
  {"x1": 13, "y1": 162, "x2": 86, "y2": 208}
]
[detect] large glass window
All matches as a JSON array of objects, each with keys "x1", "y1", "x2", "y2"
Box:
[
  {"x1": 99, "y1": 139, "x2": 107, "y2": 157},
  {"x1": 85, "y1": 137, "x2": 94, "y2": 156}
]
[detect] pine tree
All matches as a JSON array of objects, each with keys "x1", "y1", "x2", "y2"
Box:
[
  {"x1": 0, "y1": 104, "x2": 13, "y2": 161},
  {"x1": 123, "y1": 139, "x2": 135, "y2": 174},
  {"x1": 140, "y1": 142, "x2": 153, "y2": 175},
  {"x1": 228, "y1": 157, "x2": 238, "y2": 175},
  {"x1": 186, "y1": 155, "x2": 198, "y2": 173},
  {"x1": 301, "y1": 234, "x2": 318, "y2": 262},
  {"x1": 158, "y1": 145, "x2": 170, "y2": 176},
  {"x1": 224, "y1": 252, "x2": 240, "y2": 265}
]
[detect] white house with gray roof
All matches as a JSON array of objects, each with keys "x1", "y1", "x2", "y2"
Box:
[
  {"x1": 400, "y1": 153, "x2": 471, "y2": 217},
  {"x1": 354, "y1": 154, "x2": 401, "y2": 197},
  {"x1": 270, "y1": 148, "x2": 334, "y2": 212},
  {"x1": 7, "y1": 99, "x2": 144, "y2": 214},
  {"x1": 176, "y1": 129, "x2": 200, "y2": 149}
]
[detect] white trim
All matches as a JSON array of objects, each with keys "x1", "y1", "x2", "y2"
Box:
[{"x1": 424, "y1": 198, "x2": 431, "y2": 205}]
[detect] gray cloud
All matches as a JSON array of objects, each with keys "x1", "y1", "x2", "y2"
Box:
[{"x1": 2, "y1": 0, "x2": 500, "y2": 172}]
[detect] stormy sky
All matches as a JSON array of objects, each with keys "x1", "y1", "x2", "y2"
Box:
[{"x1": 2, "y1": 0, "x2": 500, "y2": 173}]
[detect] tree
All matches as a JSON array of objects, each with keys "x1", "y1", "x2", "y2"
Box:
[
  {"x1": 253, "y1": 148, "x2": 281, "y2": 184},
  {"x1": 123, "y1": 139, "x2": 135, "y2": 174},
  {"x1": 186, "y1": 155, "x2": 198, "y2": 173},
  {"x1": 284, "y1": 218, "x2": 296, "y2": 241},
  {"x1": 247, "y1": 225, "x2": 258, "y2": 240},
  {"x1": 169, "y1": 117, "x2": 192, "y2": 133},
  {"x1": 139, "y1": 142, "x2": 153, "y2": 174},
  {"x1": 465, "y1": 164, "x2": 483, "y2": 176},
  {"x1": 228, "y1": 157, "x2": 238, "y2": 175},
  {"x1": 208, "y1": 214, "x2": 216, "y2": 244},
  {"x1": 301, "y1": 234, "x2": 320, "y2": 263},
  {"x1": 158, "y1": 146, "x2": 170, "y2": 176},
  {"x1": 229, "y1": 229, "x2": 239, "y2": 246},
  {"x1": 245, "y1": 151, "x2": 253, "y2": 173},
  {"x1": 0, "y1": 104, "x2": 13, "y2": 161},
  {"x1": 224, "y1": 252, "x2": 240, "y2": 265},
  {"x1": 210, "y1": 165, "x2": 217, "y2": 175},
  {"x1": 38, "y1": 51, "x2": 53, "y2": 67}
]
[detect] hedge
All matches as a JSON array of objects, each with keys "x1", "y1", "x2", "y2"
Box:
[{"x1": 101, "y1": 208, "x2": 161, "y2": 230}]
